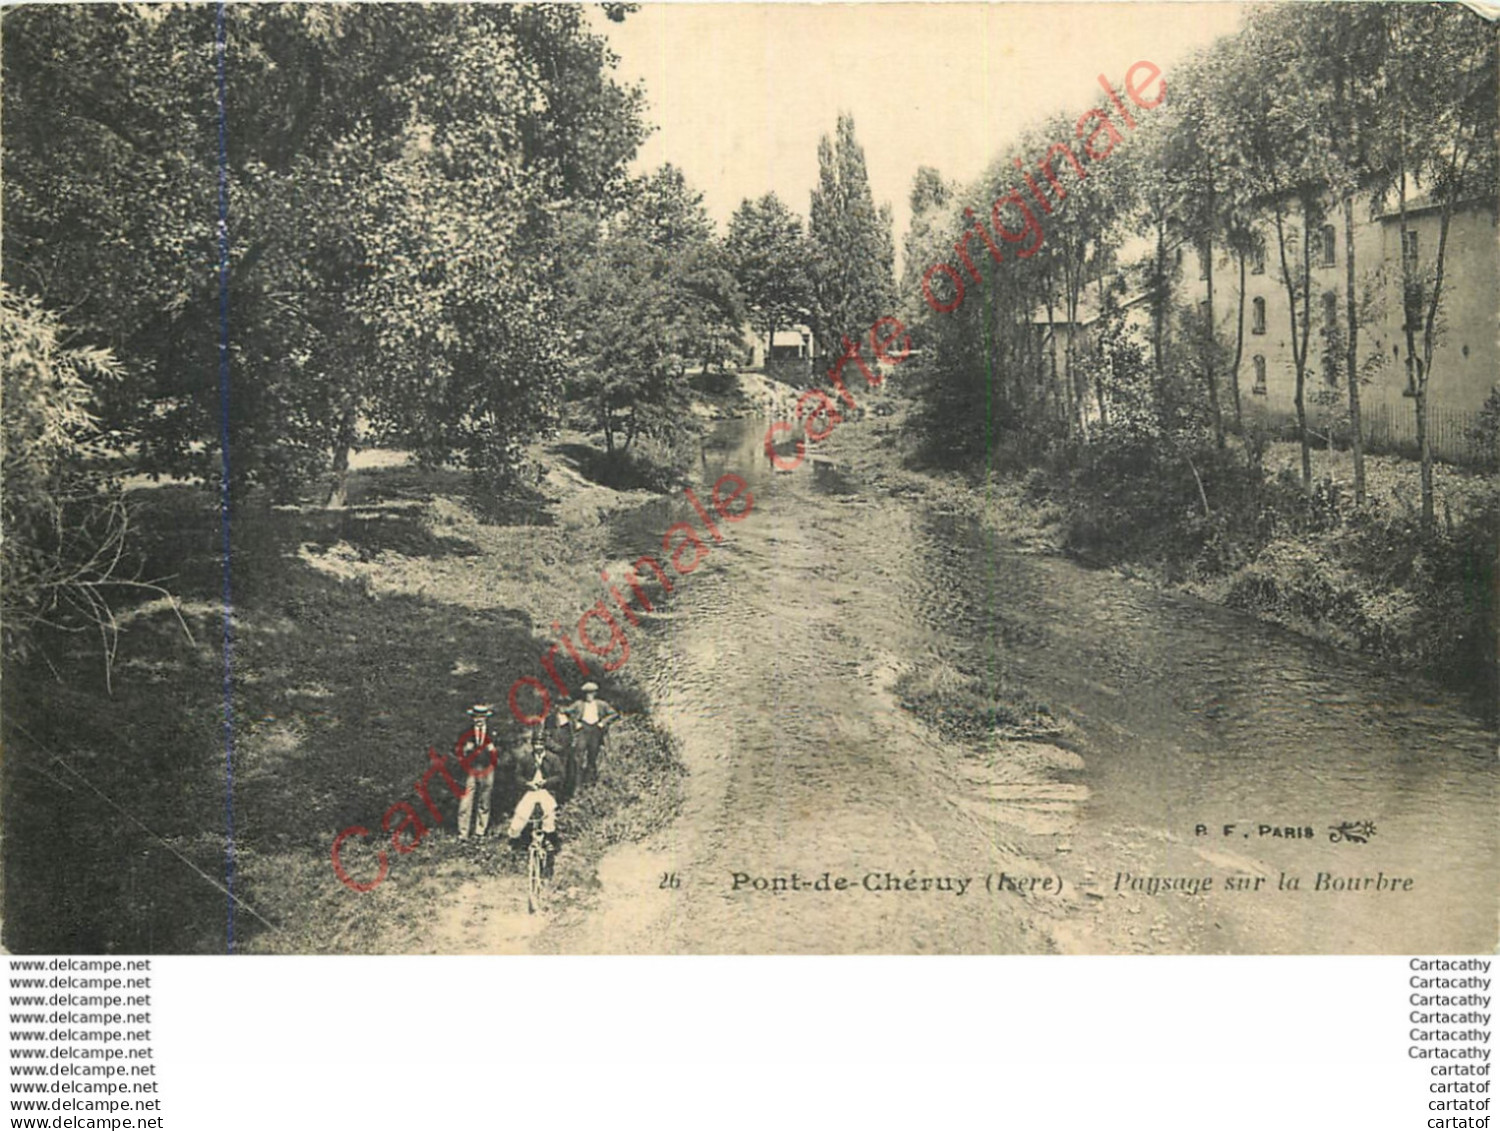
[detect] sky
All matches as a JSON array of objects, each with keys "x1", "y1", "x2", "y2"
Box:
[{"x1": 588, "y1": 3, "x2": 1249, "y2": 247}]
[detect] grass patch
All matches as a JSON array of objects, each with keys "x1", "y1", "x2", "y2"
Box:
[
  {"x1": 1036, "y1": 435, "x2": 1498, "y2": 718},
  {"x1": 892, "y1": 630, "x2": 1060, "y2": 747},
  {"x1": 2, "y1": 461, "x2": 687, "y2": 953}
]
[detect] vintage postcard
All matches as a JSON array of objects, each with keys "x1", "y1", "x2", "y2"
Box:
[{"x1": 3, "y1": 2, "x2": 1496, "y2": 956}]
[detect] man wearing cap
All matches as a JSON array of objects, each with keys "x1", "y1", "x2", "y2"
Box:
[
  {"x1": 455, "y1": 704, "x2": 501, "y2": 840},
  {"x1": 566, "y1": 682, "x2": 620, "y2": 788},
  {"x1": 506, "y1": 729, "x2": 566, "y2": 856}
]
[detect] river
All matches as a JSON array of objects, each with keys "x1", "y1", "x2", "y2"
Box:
[{"x1": 542, "y1": 414, "x2": 1498, "y2": 955}]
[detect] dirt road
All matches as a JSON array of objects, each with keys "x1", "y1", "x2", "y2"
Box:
[
  {"x1": 539, "y1": 417, "x2": 1496, "y2": 954},
  {"x1": 414, "y1": 415, "x2": 1497, "y2": 955}
]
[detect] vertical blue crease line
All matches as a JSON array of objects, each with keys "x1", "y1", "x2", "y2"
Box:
[{"x1": 214, "y1": 0, "x2": 237, "y2": 953}]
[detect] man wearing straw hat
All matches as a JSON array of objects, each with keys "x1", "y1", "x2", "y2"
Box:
[{"x1": 455, "y1": 703, "x2": 501, "y2": 840}]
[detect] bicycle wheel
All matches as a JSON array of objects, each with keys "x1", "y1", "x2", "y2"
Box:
[{"x1": 527, "y1": 839, "x2": 543, "y2": 914}]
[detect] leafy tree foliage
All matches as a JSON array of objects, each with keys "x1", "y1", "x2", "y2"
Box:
[
  {"x1": 1, "y1": 4, "x2": 648, "y2": 502},
  {"x1": 0, "y1": 286, "x2": 153, "y2": 669},
  {"x1": 900, "y1": 166, "x2": 956, "y2": 327},
  {"x1": 2, "y1": 5, "x2": 219, "y2": 467},
  {"x1": 559, "y1": 166, "x2": 746, "y2": 457},
  {"x1": 726, "y1": 193, "x2": 813, "y2": 360}
]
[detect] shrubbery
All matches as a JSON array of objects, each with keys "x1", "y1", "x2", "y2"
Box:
[
  {"x1": 1471, "y1": 386, "x2": 1500, "y2": 472},
  {"x1": 1031, "y1": 419, "x2": 1497, "y2": 713}
]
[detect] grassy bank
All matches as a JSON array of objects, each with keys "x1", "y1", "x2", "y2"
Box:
[
  {"x1": 2, "y1": 442, "x2": 688, "y2": 954},
  {"x1": 822, "y1": 402, "x2": 1497, "y2": 722},
  {"x1": 1047, "y1": 434, "x2": 1498, "y2": 719},
  {"x1": 1192, "y1": 443, "x2": 1496, "y2": 710}
]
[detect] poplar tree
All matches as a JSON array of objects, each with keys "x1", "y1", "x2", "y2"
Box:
[
  {"x1": 808, "y1": 115, "x2": 896, "y2": 358},
  {"x1": 1231, "y1": 11, "x2": 1325, "y2": 491}
]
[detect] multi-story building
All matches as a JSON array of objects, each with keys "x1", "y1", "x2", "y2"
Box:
[{"x1": 1178, "y1": 194, "x2": 1498, "y2": 461}]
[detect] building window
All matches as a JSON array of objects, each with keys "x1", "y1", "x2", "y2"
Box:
[
  {"x1": 1198, "y1": 299, "x2": 1211, "y2": 323},
  {"x1": 1320, "y1": 224, "x2": 1336, "y2": 268},
  {"x1": 1401, "y1": 230, "x2": 1424, "y2": 330},
  {"x1": 1252, "y1": 355, "x2": 1267, "y2": 395},
  {"x1": 1251, "y1": 243, "x2": 1265, "y2": 275},
  {"x1": 1402, "y1": 230, "x2": 1419, "y2": 273},
  {"x1": 1199, "y1": 245, "x2": 1209, "y2": 281},
  {"x1": 1323, "y1": 291, "x2": 1339, "y2": 326},
  {"x1": 1252, "y1": 296, "x2": 1266, "y2": 335}
]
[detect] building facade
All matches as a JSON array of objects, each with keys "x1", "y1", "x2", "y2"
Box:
[
  {"x1": 743, "y1": 324, "x2": 820, "y2": 371},
  {"x1": 1178, "y1": 196, "x2": 1498, "y2": 460}
]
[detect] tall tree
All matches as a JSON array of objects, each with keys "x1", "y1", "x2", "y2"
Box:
[
  {"x1": 1162, "y1": 57, "x2": 1227, "y2": 448},
  {"x1": 900, "y1": 166, "x2": 955, "y2": 305},
  {"x1": 1308, "y1": 5, "x2": 1390, "y2": 506},
  {"x1": 560, "y1": 166, "x2": 745, "y2": 456},
  {"x1": 1377, "y1": 4, "x2": 1498, "y2": 531},
  {"x1": 1038, "y1": 105, "x2": 1130, "y2": 439},
  {"x1": 1, "y1": 4, "x2": 649, "y2": 504},
  {"x1": 808, "y1": 114, "x2": 896, "y2": 357},
  {"x1": 1232, "y1": 10, "x2": 1329, "y2": 491},
  {"x1": 1250, "y1": 3, "x2": 1393, "y2": 507},
  {"x1": 726, "y1": 193, "x2": 813, "y2": 362}
]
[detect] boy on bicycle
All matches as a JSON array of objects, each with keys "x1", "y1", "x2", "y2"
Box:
[{"x1": 505, "y1": 729, "x2": 565, "y2": 853}]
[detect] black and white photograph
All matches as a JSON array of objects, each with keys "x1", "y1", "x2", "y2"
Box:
[{"x1": 3, "y1": 1, "x2": 1497, "y2": 958}]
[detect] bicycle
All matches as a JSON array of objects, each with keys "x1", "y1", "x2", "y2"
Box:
[{"x1": 525, "y1": 809, "x2": 550, "y2": 914}]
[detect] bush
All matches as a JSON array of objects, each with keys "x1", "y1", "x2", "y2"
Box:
[
  {"x1": 0, "y1": 286, "x2": 160, "y2": 666},
  {"x1": 571, "y1": 440, "x2": 686, "y2": 493},
  {"x1": 1471, "y1": 386, "x2": 1500, "y2": 471},
  {"x1": 691, "y1": 367, "x2": 742, "y2": 397},
  {"x1": 1419, "y1": 495, "x2": 1498, "y2": 705},
  {"x1": 765, "y1": 357, "x2": 813, "y2": 386},
  {"x1": 1051, "y1": 428, "x2": 1269, "y2": 581},
  {"x1": 1220, "y1": 486, "x2": 1497, "y2": 715}
]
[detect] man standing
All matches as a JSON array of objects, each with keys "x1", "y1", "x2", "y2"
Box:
[
  {"x1": 542, "y1": 700, "x2": 577, "y2": 805},
  {"x1": 455, "y1": 704, "x2": 501, "y2": 840},
  {"x1": 567, "y1": 682, "x2": 620, "y2": 788}
]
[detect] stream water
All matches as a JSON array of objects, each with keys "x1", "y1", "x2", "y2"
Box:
[{"x1": 546, "y1": 415, "x2": 1497, "y2": 954}]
